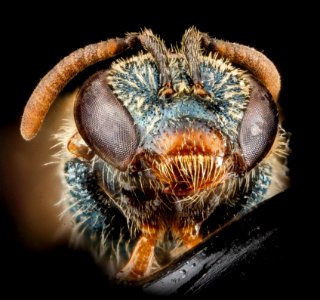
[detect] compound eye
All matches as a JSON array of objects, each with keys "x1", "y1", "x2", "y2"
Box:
[
  {"x1": 239, "y1": 76, "x2": 279, "y2": 170},
  {"x1": 74, "y1": 71, "x2": 139, "y2": 171}
]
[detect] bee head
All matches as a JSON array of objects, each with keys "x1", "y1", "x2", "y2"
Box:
[{"x1": 21, "y1": 28, "x2": 280, "y2": 196}]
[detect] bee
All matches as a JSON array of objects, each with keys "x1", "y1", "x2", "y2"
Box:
[{"x1": 20, "y1": 27, "x2": 289, "y2": 281}]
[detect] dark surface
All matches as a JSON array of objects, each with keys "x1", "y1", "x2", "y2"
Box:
[
  {"x1": 141, "y1": 194, "x2": 289, "y2": 296},
  {"x1": 1, "y1": 4, "x2": 313, "y2": 297}
]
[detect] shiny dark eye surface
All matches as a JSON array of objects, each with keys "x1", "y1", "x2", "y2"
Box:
[
  {"x1": 239, "y1": 76, "x2": 279, "y2": 170},
  {"x1": 74, "y1": 71, "x2": 139, "y2": 171}
]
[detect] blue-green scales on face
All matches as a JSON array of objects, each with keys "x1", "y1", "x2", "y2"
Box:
[{"x1": 20, "y1": 28, "x2": 290, "y2": 280}]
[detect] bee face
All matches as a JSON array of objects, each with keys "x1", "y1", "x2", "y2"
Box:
[{"x1": 21, "y1": 27, "x2": 289, "y2": 281}]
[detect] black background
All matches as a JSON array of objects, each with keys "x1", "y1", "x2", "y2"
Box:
[{"x1": 1, "y1": 3, "x2": 314, "y2": 297}]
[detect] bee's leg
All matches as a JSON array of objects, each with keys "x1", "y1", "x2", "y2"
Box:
[
  {"x1": 116, "y1": 227, "x2": 160, "y2": 280},
  {"x1": 169, "y1": 225, "x2": 203, "y2": 259},
  {"x1": 67, "y1": 131, "x2": 94, "y2": 160},
  {"x1": 179, "y1": 225, "x2": 203, "y2": 249}
]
